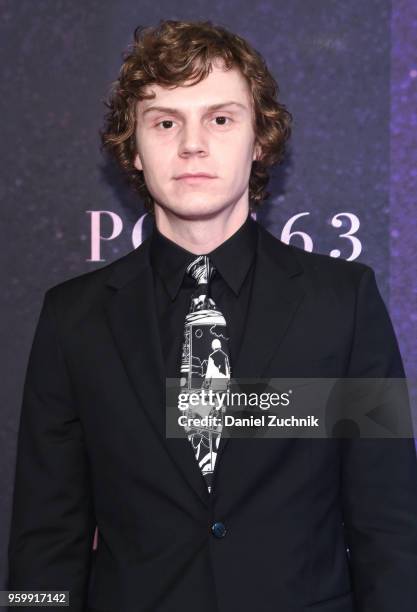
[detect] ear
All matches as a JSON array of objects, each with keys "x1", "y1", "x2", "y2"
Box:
[
  {"x1": 252, "y1": 143, "x2": 261, "y2": 162},
  {"x1": 133, "y1": 152, "x2": 143, "y2": 172}
]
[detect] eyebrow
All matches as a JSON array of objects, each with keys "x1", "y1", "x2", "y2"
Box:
[{"x1": 141, "y1": 101, "x2": 248, "y2": 117}]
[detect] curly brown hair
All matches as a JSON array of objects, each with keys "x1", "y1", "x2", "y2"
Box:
[{"x1": 99, "y1": 19, "x2": 293, "y2": 214}]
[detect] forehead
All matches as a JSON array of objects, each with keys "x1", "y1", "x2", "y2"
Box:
[{"x1": 137, "y1": 62, "x2": 252, "y2": 113}]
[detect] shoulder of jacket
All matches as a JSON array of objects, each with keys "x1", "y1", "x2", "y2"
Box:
[{"x1": 43, "y1": 236, "x2": 150, "y2": 317}]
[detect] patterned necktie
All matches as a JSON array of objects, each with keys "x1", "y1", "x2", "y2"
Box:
[{"x1": 179, "y1": 255, "x2": 232, "y2": 493}]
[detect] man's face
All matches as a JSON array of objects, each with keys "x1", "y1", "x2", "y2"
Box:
[{"x1": 134, "y1": 59, "x2": 260, "y2": 219}]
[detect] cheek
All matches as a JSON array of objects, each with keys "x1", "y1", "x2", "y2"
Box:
[
  {"x1": 224, "y1": 144, "x2": 254, "y2": 178},
  {"x1": 223, "y1": 134, "x2": 254, "y2": 163},
  {"x1": 141, "y1": 149, "x2": 171, "y2": 181}
]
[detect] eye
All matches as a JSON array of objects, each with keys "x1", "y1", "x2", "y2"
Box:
[
  {"x1": 155, "y1": 119, "x2": 177, "y2": 130},
  {"x1": 212, "y1": 115, "x2": 232, "y2": 126}
]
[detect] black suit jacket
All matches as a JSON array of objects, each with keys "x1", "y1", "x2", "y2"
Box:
[{"x1": 8, "y1": 221, "x2": 417, "y2": 612}]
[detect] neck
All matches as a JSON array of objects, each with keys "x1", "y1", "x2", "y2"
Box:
[{"x1": 153, "y1": 199, "x2": 252, "y2": 255}]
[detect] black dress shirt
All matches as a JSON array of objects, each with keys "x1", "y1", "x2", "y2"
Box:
[{"x1": 149, "y1": 212, "x2": 259, "y2": 380}]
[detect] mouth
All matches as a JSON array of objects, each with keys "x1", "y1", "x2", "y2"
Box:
[
  {"x1": 175, "y1": 173, "x2": 217, "y2": 182},
  {"x1": 177, "y1": 177, "x2": 217, "y2": 184}
]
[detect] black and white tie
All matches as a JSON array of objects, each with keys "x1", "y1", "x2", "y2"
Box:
[{"x1": 179, "y1": 255, "x2": 232, "y2": 493}]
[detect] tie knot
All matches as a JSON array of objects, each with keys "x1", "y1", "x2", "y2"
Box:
[{"x1": 186, "y1": 255, "x2": 216, "y2": 285}]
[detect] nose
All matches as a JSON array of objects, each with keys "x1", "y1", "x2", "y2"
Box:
[{"x1": 178, "y1": 118, "x2": 209, "y2": 158}]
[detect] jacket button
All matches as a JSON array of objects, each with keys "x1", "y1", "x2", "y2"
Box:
[{"x1": 211, "y1": 521, "x2": 227, "y2": 538}]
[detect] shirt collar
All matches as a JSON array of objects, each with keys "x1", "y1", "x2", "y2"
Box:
[{"x1": 149, "y1": 212, "x2": 258, "y2": 301}]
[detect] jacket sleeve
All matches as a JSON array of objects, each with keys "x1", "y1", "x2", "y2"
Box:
[
  {"x1": 341, "y1": 266, "x2": 417, "y2": 611},
  {"x1": 7, "y1": 289, "x2": 96, "y2": 611}
]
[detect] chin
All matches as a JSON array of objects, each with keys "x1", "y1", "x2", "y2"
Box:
[{"x1": 165, "y1": 199, "x2": 228, "y2": 220}]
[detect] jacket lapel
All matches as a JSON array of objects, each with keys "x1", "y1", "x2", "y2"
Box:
[
  {"x1": 103, "y1": 222, "x2": 305, "y2": 506},
  {"x1": 104, "y1": 236, "x2": 211, "y2": 507},
  {"x1": 213, "y1": 223, "x2": 306, "y2": 479}
]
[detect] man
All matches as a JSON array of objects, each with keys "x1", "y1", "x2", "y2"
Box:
[{"x1": 8, "y1": 19, "x2": 417, "y2": 612}]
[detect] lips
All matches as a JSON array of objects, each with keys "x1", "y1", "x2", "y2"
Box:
[{"x1": 175, "y1": 173, "x2": 216, "y2": 179}]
